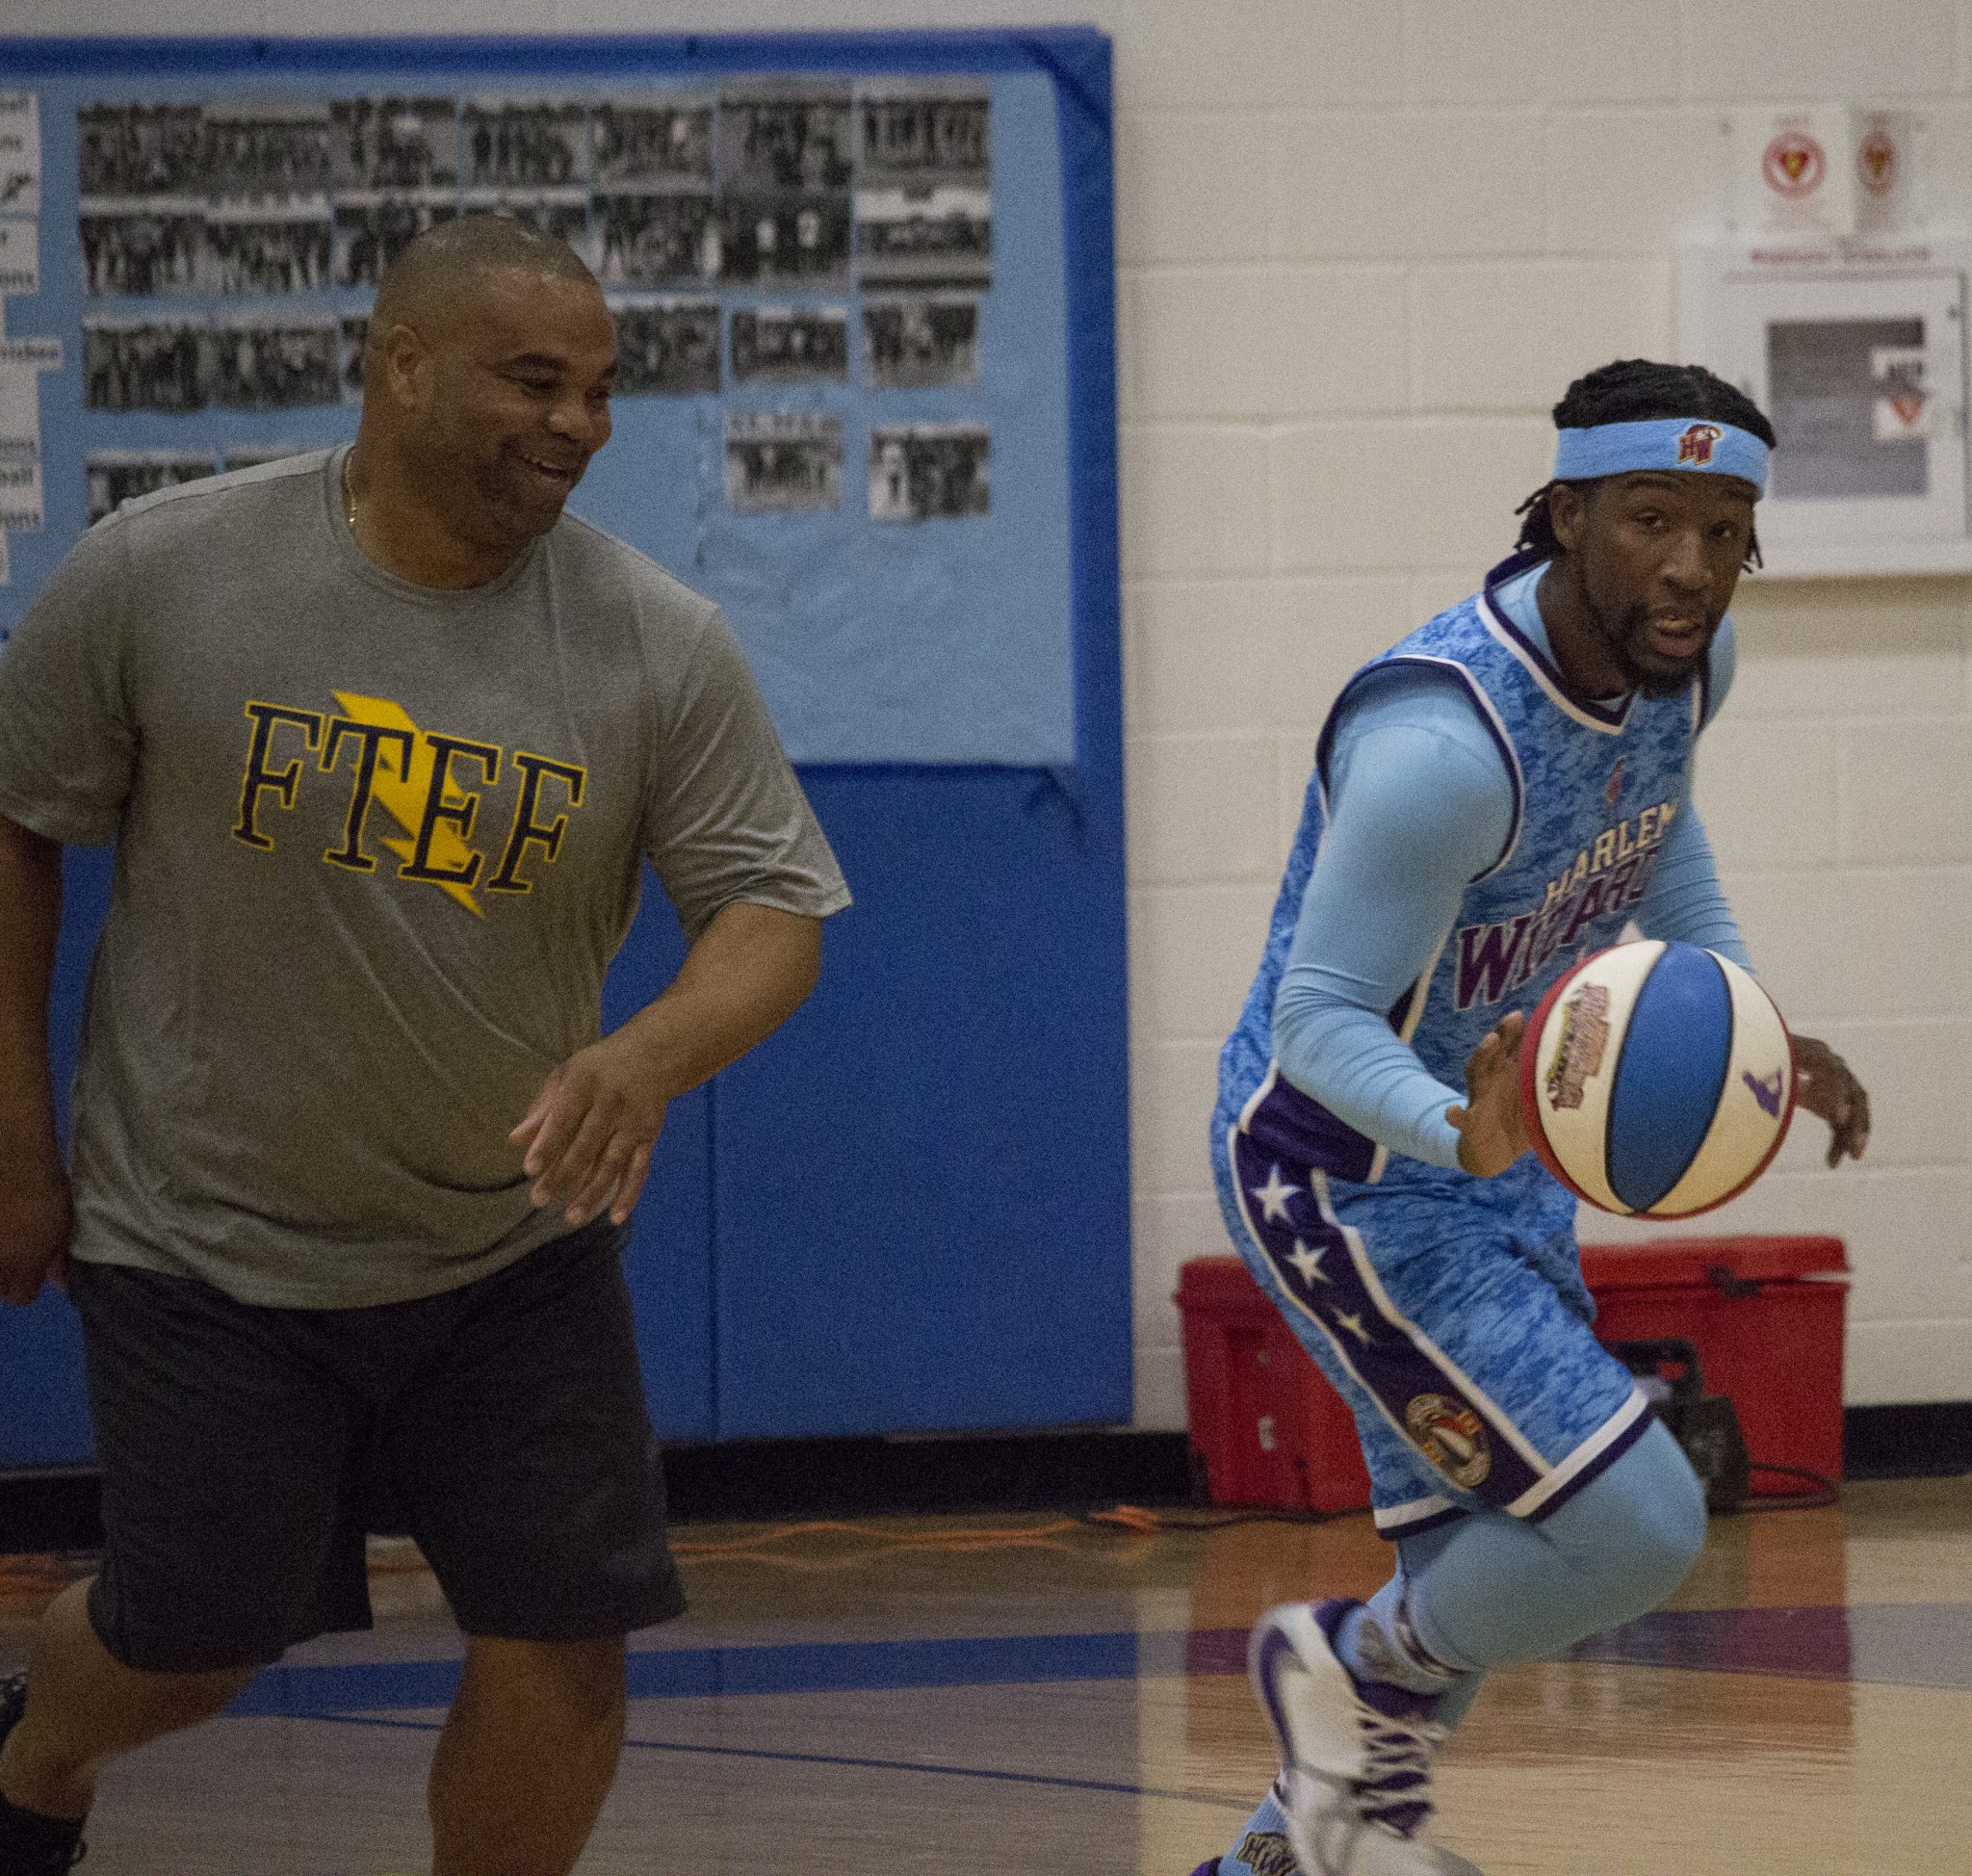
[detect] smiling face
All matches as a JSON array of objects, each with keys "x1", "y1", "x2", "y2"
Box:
[
  {"x1": 1545, "y1": 470, "x2": 1758, "y2": 698},
  {"x1": 393, "y1": 266, "x2": 617, "y2": 551}
]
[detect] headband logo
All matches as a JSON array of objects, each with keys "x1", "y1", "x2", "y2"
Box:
[{"x1": 1675, "y1": 422, "x2": 1723, "y2": 467}]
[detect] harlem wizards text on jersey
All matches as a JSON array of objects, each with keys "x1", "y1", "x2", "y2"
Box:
[{"x1": 1216, "y1": 557, "x2": 1710, "y2": 1203}]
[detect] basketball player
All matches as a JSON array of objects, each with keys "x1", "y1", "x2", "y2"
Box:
[
  {"x1": 0, "y1": 217, "x2": 848, "y2": 1876},
  {"x1": 1196, "y1": 360, "x2": 1870, "y2": 1876}
]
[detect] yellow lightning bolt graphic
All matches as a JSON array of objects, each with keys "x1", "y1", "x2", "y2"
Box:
[{"x1": 333, "y1": 691, "x2": 484, "y2": 918}]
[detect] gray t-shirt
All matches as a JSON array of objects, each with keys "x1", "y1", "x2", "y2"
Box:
[{"x1": 0, "y1": 448, "x2": 849, "y2": 1308}]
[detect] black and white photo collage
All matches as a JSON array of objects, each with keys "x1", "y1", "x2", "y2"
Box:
[{"x1": 78, "y1": 81, "x2": 995, "y2": 523}]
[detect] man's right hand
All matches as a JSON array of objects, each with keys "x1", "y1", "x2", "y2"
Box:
[
  {"x1": 1448, "y1": 1010, "x2": 1532, "y2": 1178},
  {"x1": 0, "y1": 1156, "x2": 73, "y2": 1305}
]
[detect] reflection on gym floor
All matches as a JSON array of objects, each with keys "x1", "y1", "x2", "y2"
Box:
[{"x1": 2, "y1": 1475, "x2": 1967, "y2": 1873}]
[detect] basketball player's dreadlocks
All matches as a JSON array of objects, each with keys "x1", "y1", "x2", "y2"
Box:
[{"x1": 1514, "y1": 359, "x2": 1777, "y2": 569}]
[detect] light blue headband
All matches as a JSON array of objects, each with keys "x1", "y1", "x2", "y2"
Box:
[{"x1": 1553, "y1": 418, "x2": 1769, "y2": 495}]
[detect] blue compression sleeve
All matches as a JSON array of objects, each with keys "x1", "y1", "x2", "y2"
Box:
[
  {"x1": 1272, "y1": 672, "x2": 1512, "y2": 1171},
  {"x1": 1633, "y1": 803, "x2": 1753, "y2": 971},
  {"x1": 1271, "y1": 586, "x2": 1741, "y2": 1171}
]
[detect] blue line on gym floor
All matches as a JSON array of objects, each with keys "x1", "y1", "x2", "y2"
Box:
[{"x1": 222, "y1": 1602, "x2": 1972, "y2": 1723}]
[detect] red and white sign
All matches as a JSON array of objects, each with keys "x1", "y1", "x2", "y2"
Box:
[
  {"x1": 1727, "y1": 108, "x2": 1929, "y2": 239},
  {"x1": 1853, "y1": 111, "x2": 1926, "y2": 235},
  {"x1": 1858, "y1": 129, "x2": 1897, "y2": 195},
  {"x1": 1730, "y1": 110, "x2": 1854, "y2": 236},
  {"x1": 1872, "y1": 343, "x2": 1931, "y2": 439},
  {"x1": 1763, "y1": 130, "x2": 1827, "y2": 199}
]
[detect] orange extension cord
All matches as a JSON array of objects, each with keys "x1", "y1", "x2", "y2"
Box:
[
  {"x1": 667, "y1": 1517, "x2": 1090, "y2": 1570},
  {"x1": 0, "y1": 1554, "x2": 73, "y2": 1600},
  {"x1": 659, "y1": 1503, "x2": 1337, "y2": 1571}
]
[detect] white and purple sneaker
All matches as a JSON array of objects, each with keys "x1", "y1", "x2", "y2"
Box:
[{"x1": 1248, "y1": 1601, "x2": 1483, "y2": 1875}]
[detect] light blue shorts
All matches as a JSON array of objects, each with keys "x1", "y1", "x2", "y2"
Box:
[{"x1": 1210, "y1": 1113, "x2": 1649, "y2": 1539}]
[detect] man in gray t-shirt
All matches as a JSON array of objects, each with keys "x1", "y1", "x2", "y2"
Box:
[{"x1": 0, "y1": 217, "x2": 847, "y2": 1875}]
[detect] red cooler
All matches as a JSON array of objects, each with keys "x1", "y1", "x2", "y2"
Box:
[
  {"x1": 1176, "y1": 1257, "x2": 1372, "y2": 1512},
  {"x1": 1579, "y1": 1235, "x2": 1849, "y2": 1493}
]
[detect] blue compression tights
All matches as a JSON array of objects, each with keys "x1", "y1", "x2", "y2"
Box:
[{"x1": 1395, "y1": 1415, "x2": 1706, "y2": 1679}]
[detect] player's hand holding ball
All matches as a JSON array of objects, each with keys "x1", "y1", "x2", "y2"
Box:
[
  {"x1": 1790, "y1": 1031, "x2": 1870, "y2": 1168},
  {"x1": 1449, "y1": 1009, "x2": 1532, "y2": 1178}
]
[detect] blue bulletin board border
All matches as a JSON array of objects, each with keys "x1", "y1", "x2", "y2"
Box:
[
  {"x1": 0, "y1": 30, "x2": 1129, "y2": 1455},
  {"x1": 0, "y1": 28, "x2": 1120, "y2": 780}
]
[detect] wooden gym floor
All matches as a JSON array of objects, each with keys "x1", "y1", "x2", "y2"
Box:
[{"x1": 2, "y1": 1474, "x2": 1968, "y2": 1873}]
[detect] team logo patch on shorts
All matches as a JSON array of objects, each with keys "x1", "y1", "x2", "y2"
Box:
[
  {"x1": 1405, "y1": 1393, "x2": 1492, "y2": 1489},
  {"x1": 1235, "y1": 1831, "x2": 1301, "y2": 1876},
  {"x1": 1544, "y1": 980, "x2": 1610, "y2": 1110}
]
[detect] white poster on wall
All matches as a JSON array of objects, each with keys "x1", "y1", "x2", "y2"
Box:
[
  {"x1": 0, "y1": 219, "x2": 38, "y2": 297},
  {"x1": 0, "y1": 365, "x2": 37, "y2": 451},
  {"x1": 0, "y1": 456, "x2": 43, "y2": 532},
  {"x1": 1728, "y1": 108, "x2": 1855, "y2": 238},
  {"x1": 1726, "y1": 107, "x2": 1931, "y2": 242},
  {"x1": 0, "y1": 94, "x2": 40, "y2": 217},
  {"x1": 0, "y1": 337, "x2": 62, "y2": 456}
]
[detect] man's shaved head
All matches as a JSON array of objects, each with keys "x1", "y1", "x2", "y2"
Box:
[{"x1": 368, "y1": 213, "x2": 598, "y2": 368}]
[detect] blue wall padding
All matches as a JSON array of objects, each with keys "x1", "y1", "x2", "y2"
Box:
[{"x1": 711, "y1": 766, "x2": 1130, "y2": 1438}]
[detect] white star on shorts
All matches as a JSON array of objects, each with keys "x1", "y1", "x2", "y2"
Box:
[
  {"x1": 1251, "y1": 1164, "x2": 1301, "y2": 1225},
  {"x1": 1286, "y1": 1238, "x2": 1330, "y2": 1285},
  {"x1": 1333, "y1": 1308, "x2": 1373, "y2": 1346}
]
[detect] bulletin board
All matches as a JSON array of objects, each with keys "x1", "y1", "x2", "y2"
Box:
[
  {"x1": 0, "y1": 30, "x2": 1129, "y2": 1459},
  {"x1": 0, "y1": 27, "x2": 1116, "y2": 767}
]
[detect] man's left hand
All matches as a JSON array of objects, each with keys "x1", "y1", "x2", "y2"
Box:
[
  {"x1": 1790, "y1": 1032, "x2": 1869, "y2": 1169},
  {"x1": 510, "y1": 1028, "x2": 669, "y2": 1228}
]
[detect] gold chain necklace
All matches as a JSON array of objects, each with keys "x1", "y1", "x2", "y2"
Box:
[{"x1": 341, "y1": 450, "x2": 358, "y2": 532}]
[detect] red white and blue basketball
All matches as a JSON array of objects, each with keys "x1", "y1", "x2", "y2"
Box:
[{"x1": 1518, "y1": 940, "x2": 1796, "y2": 1218}]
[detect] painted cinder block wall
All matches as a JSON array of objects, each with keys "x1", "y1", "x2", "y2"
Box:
[{"x1": 18, "y1": 0, "x2": 1972, "y2": 1423}]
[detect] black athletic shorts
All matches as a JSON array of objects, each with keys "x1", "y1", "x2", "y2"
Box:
[{"x1": 67, "y1": 1220, "x2": 686, "y2": 1674}]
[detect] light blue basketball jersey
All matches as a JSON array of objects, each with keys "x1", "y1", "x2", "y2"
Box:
[{"x1": 1218, "y1": 552, "x2": 1711, "y2": 1190}]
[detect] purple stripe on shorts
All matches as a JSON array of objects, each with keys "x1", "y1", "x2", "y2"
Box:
[
  {"x1": 1232, "y1": 1131, "x2": 1545, "y2": 1512},
  {"x1": 1524, "y1": 1398, "x2": 1658, "y2": 1525},
  {"x1": 1242, "y1": 1070, "x2": 1379, "y2": 1185}
]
